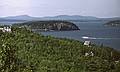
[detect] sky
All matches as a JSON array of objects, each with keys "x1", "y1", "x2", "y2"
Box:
[{"x1": 0, "y1": 0, "x2": 119, "y2": 18}]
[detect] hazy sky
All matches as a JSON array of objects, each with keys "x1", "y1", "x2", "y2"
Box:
[{"x1": 0, "y1": 0, "x2": 119, "y2": 18}]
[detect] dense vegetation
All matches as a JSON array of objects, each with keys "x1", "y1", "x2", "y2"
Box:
[
  {"x1": 105, "y1": 20, "x2": 120, "y2": 27},
  {"x1": 0, "y1": 27, "x2": 120, "y2": 72},
  {"x1": 13, "y1": 20, "x2": 80, "y2": 31}
]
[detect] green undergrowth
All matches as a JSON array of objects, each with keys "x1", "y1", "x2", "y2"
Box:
[{"x1": 0, "y1": 27, "x2": 120, "y2": 72}]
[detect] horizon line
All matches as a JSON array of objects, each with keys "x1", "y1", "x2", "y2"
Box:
[{"x1": 0, "y1": 14, "x2": 120, "y2": 18}]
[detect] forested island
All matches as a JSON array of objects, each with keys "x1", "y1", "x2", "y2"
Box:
[
  {"x1": 0, "y1": 26, "x2": 120, "y2": 72},
  {"x1": 13, "y1": 20, "x2": 80, "y2": 31},
  {"x1": 105, "y1": 20, "x2": 120, "y2": 27}
]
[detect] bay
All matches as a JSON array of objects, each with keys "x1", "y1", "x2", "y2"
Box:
[{"x1": 41, "y1": 20, "x2": 120, "y2": 50}]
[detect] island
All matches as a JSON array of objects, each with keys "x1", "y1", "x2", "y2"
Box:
[
  {"x1": 105, "y1": 20, "x2": 120, "y2": 27},
  {"x1": 13, "y1": 20, "x2": 80, "y2": 31}
]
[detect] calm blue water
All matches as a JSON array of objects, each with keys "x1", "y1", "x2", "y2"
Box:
[{"x1": 41, "y1": 20, "x2": 120, "y2": 50}]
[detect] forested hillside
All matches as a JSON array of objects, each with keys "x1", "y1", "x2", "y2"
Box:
[{"x1": 0, "y1": 27, "x2": 120, "y2": 72}]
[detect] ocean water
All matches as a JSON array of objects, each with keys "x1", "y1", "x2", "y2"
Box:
[{"x1": 41, "y1": 20, "x2": 120, "y2": 50}]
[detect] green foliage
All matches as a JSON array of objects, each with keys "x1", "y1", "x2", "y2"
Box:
[{"x1": 0, "y1": 27, "x2": 120, "y2": 72}]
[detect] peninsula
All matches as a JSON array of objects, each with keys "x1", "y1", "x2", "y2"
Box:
[{"x1": 105, "y1": 20, "x2": 120, "y2": 27}]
